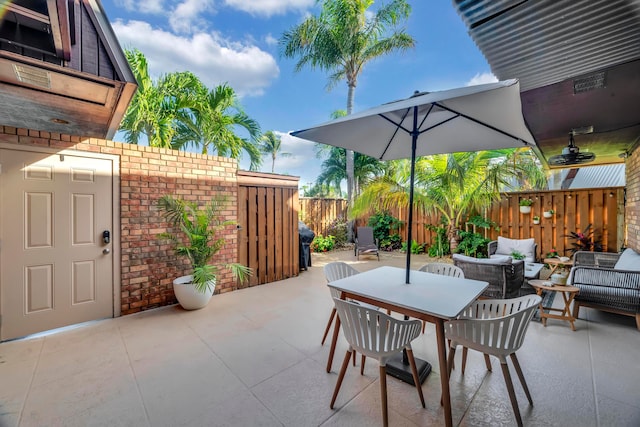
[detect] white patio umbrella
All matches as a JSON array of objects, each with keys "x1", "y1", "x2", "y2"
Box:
[{"x1": 291, "y1": 79, "x2": 536, "y2": 284}]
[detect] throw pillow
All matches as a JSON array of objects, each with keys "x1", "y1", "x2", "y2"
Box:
[
  {"x1": 614, "y1": 248, "x2": 640, "y2": 271},
  {"x1": 496, "y1": 236, "x2": 535, "y2": 260}
]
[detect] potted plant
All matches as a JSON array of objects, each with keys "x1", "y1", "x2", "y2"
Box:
[
  {"x1": 532, "y1": 215, "x2": 540, "y2": 224},
  {"x1": 550, "y1": 264, "x2": 569, "y2": 285},
  {"x1": 543, "y1": 209, "x2": 555, "y2": 218},
  {"x1": 157, "y1": 195, "x2": 251, "y2": 310},
  {"x1": 519, "y1": 198, "x2": 533, "y2": 213}
]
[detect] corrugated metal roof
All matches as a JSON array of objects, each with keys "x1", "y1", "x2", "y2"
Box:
[
  {"x1": 454, "y1": 0, "x2": 640, "y2": 91},
  {"x1": 547, "y1": 164, "x2": 626, "y2": 189}
]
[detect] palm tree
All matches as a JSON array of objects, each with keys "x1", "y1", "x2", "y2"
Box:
[
  {"x1": 316, "y1": 146, "x2": 384, "y2": 196},
  {"x1": 121, "y1": 49, "x2": 262, "y2": 169},
  {"x1": 173, "y1": 84, "x2": 263, "y2": 170},
  {"x1": 120, "y1": 49, "x2": 188, "y2": 148},
  {"x1": 352, "y1": 149, "x2": 547, "y2": 250},
  {"x1": 258, "y1": 131, "x2": 291, "y2": 173},
  {"x1": 280, "y1": 0, "x2": 415, "y2": 209}
]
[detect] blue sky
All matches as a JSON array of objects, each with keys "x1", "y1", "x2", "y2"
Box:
[{"x1": 102, "y1": 0, "x2": 497, "y2": 188}]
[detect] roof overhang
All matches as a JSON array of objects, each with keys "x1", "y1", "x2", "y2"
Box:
[
  {"x1": 454, "y1": 0, "x2": 640, "y2": 168},
  {"x1": 0, "y1": 0, "x2": 136, "y2": 139}
]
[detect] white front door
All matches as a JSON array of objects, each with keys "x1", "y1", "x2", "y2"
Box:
[{"x1": 0, "y1": 148, "x2": 114, "y2": 341}]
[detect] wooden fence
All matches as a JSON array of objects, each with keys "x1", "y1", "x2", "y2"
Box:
[
  {"x1": 299, "y1": 187, "x2": 625, "y2": 259},
  {"x1": 238, "y1": 171, "x2": 300, "y2": 287}
]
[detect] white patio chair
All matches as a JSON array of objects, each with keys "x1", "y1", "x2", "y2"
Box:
[
  {"x1": 330, "y1": 298, "x2": 425, "y2": 426},
  {"x1": 417, "y1": 263, "x2": 464, "y2": 333},
  {"x1": 418, "y1": 262, "x2": 464, "y2": 278},
  {"x1": 321, "y1": 262, "x2": 360, "y2": 345},
  {"x1": 445, "y1": 294, "x2": 542, "y2": 427}
]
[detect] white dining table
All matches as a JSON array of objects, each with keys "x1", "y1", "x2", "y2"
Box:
[{"x1": 327, "y1": 266, "x2": 488, "y2": 427}]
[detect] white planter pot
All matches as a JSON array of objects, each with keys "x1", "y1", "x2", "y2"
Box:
[
  {"x1": 533, "y1": 219, "x2": 540, "y2": 225},
  {"x1": 543, "y1": 211, "x2": 553, "y2": 218},
  {"x1": 519, "y1": 206, "x2": 532, "y2": 214},
  {"x1": 173, "y1": 275, "x2": 216, "y2": 310},
  {"x1": 550, "y1": 273, "x2": 568, "y2": 286}
]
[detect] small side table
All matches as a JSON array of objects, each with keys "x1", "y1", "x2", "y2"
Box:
[
  {"x1": 529, "y1": 279, "x2": 580, "y2": 331},
  {"x1": 543, "y1": 257, "x2": 574, "y2": 275}
]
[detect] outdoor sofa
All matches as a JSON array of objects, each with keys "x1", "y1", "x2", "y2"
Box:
[
  {"x1": 569, "y1": 249, "x2": 640, "y2": 330},
  {"x1": 453, "y1": 254, "x2": 525, "y2": 299}
]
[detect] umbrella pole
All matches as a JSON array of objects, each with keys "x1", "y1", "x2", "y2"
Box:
[
  {"x1": 387, "y1": 106, "x2": 432, "y2": 385},
  {"x1": 405, "y1": 108, "x2": 418, "y2": 285}
]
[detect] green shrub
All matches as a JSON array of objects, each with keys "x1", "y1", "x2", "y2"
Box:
[
  {"x1": 311, "y1": 234, "x2": 335, "y2": 252},
  {"x1": 380, "y1": 233, "x2": 403, "y2": 251},
  {"x1": 456, "y1": 230, "x2": 490, "y2": 258},
  {"x1": 326, "y1": 217, "x2": 349, "y2": 248},
  {"x1": 401, "y1": 240, "x2": 425, "y2": 254},
  {"x1": 426, "y1": 223, "x2": 450, "y2": 257},
  {"x1": 368, "y1": 211, "x2": 403, "y2": 244}
]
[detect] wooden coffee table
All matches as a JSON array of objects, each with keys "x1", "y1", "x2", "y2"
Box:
[{"x1": 529, "y1": 279, "x2": 580, "y2": 331}]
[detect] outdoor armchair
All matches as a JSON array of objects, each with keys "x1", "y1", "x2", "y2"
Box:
[
  {"x1": 570, "y1": 249, "x2": 640, "y2": 330},
  {"x1": 489, "y1": 236, "x2": 537, "y2": 262},
  {"x1": 330, "y1": 298, "x2": 425, "y2": 426},
  {"x1": 354, "y1": 226, "x2": 379, "y2": 260},
  {"x1": 321, "y1": 262, "x2": 360, "y2": 345},
  {"x1": 418, "y1": 262, "x2": 464, "y2": 278},
  {"x1": 453, "y1": 254, "x2": 525, "y2": 299},
  {"x1": 445, "y1": 295, "x2": 542, "y2": 427}
]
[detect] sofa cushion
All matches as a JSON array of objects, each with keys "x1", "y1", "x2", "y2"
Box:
[
  {"x1": 453, "y1": 253, "x2": 512, "y2": 265},
  {"x1": 614, "y1": 248, "x2": 640, "y2": 271},
  {"x1": 496, "y1": 236, "x2": 535, "y2": 261}
]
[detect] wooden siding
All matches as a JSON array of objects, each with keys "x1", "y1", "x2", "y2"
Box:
[
  {"x1": 238, "y1": 172, "x2": 300, "y2": 287},
  {"x1": 300, "y1": 187, "x2": 625, "y2": 259}
]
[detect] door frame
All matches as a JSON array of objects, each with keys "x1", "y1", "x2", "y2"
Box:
[{"x1": 0, "y1": 143, "x2": 121, "y2": 320}]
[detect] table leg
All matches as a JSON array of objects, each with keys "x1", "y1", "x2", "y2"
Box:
[
  {"x1": 327, "y1": 315, "x2": 341, "y2": 373},
  {"x1": 535, "y1": 288, "x2": 547, "y2": 327},
  {"x1": 562, "y1": 291, "x2": 577, "y2": 331},
  {"x1": 435, "y1": 318, "x2": 452, "y2": 427}
]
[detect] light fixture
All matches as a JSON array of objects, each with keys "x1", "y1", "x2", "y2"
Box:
[
  {"x1": 609, "y1": 192, "x2": 614, "y2": 198},
  {"x1": 548, "y1": 130, "x2": 596, "y2": 166}
]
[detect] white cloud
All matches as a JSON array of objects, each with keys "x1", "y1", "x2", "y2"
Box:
[
  {"x1": 224, "y1": 0, "x2": 314, "y2": 17},
  {"x1": 170, "y1": 0, "x2": 214, "y2": 33},
  {"x1": 264, "y1": 33, "x2": 278, "y2": 46},
  {"x1": 116, "y1": 0, "x2": 165, "y2": 14},
  {"x1": 112, "y1": 20, "x2": 279, "y2": 96},
  {"x1": 466, "y1": 72, "x2": 498, "y2": 86}
]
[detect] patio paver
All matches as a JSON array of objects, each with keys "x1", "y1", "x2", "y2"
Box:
[{"x1": 1, "y1": 249, "x2": 639, "y2": 426}]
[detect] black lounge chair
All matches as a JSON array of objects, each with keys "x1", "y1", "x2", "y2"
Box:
[{"x1": 354, "y1": 226, "x2": 379, "y2": 260}]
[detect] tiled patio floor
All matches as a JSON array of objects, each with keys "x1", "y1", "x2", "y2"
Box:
[{"x1": 1, "y1": 250, "x2": 639, "y2": 426}]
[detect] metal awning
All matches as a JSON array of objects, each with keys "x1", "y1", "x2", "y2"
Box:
[{"x1": 453, "y1": 0, "x2": 640, "y2": 168}]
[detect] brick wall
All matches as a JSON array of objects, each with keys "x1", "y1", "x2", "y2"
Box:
[
  {"x1": 626, "y1": 145, "x2": 640, "y2": 251},
  {"x1": 0, "y1": 126, "x2": 239, "y2": 315}
]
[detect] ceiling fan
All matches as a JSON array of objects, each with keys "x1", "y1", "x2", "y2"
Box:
[{"x1": 547, "y1": 130, "x2": 596, "y2": 166}]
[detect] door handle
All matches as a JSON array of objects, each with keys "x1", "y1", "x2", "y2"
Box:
[{"x1": 103, "y1": 248, "x2": 110, "y2": 255}]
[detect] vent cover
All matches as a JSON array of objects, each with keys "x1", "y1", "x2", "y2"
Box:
[
  {"x1": 13, "y1": 64, "x2": 51, "y2": 89},
  {"x1": 573, "y1": 72, "x2": 606, "y2": 94}
]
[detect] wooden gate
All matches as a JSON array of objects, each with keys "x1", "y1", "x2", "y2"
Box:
[{"x1": 237, "y1": 171, "x2": 299, "y2": 287}]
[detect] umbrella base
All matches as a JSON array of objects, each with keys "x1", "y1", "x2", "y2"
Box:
[{"x1": 385, "y1": 352, "x2": 431, "y2": 385}]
